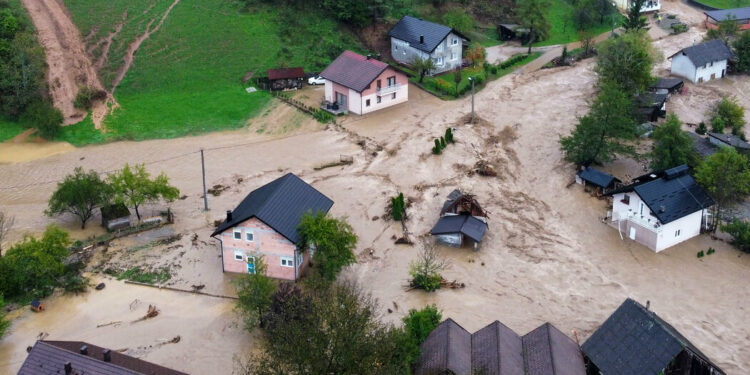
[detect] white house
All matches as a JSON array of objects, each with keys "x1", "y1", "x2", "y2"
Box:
[
  {"x1": 613, "y1": 0, "x2": 660, "y2": 12},
  {"x1": 669, "y1": 40, "x2": 733, "y2": 84},
  {"x1": 388, "y1": 16, "x2": 469, "y2": 75},
  {"x1": 608, "y1": 165, "x2": 714, "y2": 252}
]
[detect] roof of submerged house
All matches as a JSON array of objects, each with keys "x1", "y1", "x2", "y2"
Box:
[
  {"x1": 651, "y1": 77, "x2": 684, "y2": 91},
  {"x1": 211, "y1": 173, "x2": 333, "y2": 242},
  {"x1": 670, "y1": 39, "x2": 733, "y2": 67},
  {"x1": 687, "y1": 132, "x2": 718, "y2": 158},
  {"x1": 582, "y1": 299, "x2": 725, "y2": 375},
  {"x1": 430, "y1": 214, "x2": 488, "y2": 243},
  {"x1": 709, "y1": 132, "x2": 750, "y2": 150},
  {"x1": 389, "y1": 16, "x2": 469, "y2": 54},
  {"x1": 319, "y1": 51, "x2": 390, "y2": 93}
]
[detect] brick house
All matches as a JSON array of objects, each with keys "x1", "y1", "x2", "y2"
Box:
[
  {"x1": 320, "y1": 51, "x2": 408, "y2": 115},
  {"x1": 211, "y1": 173, "x2": 333, "y2": 280}
]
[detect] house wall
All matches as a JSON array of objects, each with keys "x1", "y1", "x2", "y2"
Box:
[
  {"x1": 671, "y1": 53, "x2": 727, "y2": 84},
  {"x1": 614, "y1": 0, "x2": 660, "y2": 11},
  {"x1": 391, "y1": 32, "x2": 465, "y2": 75},
  {"x1": 218, "y1": 217, "x2": 309, "y2": 280},
  {"x1": 670, "y1": 54, "x2": 697, "y2": 83},
  {"x1": 655, "y1": 210, "x2": 704, "y2": 252},
  {"x1": 360, "y1": 68, "x2": 409, "y2": 114},
  {"x1": 435, "y1": 233, "x2": 463, "y2": 247}
]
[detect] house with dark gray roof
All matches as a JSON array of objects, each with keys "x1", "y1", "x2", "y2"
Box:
[
  {"x1": 211, "y1": 173, "x2": 333, "y2": 280},
  {"x1": 415, "y1": 318, "x2": 586, "y2": 375},
  {"x1": 669, "y1": 39, "x2": 733, "y2": 84},
  {"x1": 687, "y1": 132, "x2": 718, "y2": 159},
  {"x1": 705, "y1": 7, "x2": 750, "y2": 31},
  {"x1": 708, "y1": 132, "x2": 750, "y2": 152},
  {"x1": 606, "y1": 165, "x2": 714, "y2": 252},
  {"x1": 389, "y1": 16, "x2": 469, "y2": 74},
  {"x1": 319, "y1": 51, "x2": 408, "y2": 115},
  {"x1": 582, "y1": 298, "x2": 725, "y2": 375},
  {"x1": 430, "y1": 190, "x2": 488, "y2": 250},
  {"x1": 19, "y1": 340, "x2": 187, "y2": 375}
]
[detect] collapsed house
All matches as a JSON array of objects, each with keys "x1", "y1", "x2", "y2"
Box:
[
  {"x1": 430, "y1": 190, "x2": 488, "y2": 250},
  {"x1": 415, "y1": 318, "x2": 587, "y2": 375},
  {"x1": 583, "y1": 298, "x2": 726, "y2": 375}
]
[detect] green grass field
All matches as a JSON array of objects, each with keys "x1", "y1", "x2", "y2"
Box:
[
  {"x1": 59, "y1": 0, "x2": 361, "y2": 142},
  {"x1": 694, "y1": 0, "x2": 750, "y2": 8},
  {"x1": 0, "y1": 117, "x2": 26, "y2": 142},
  {"x1": 536, "y1": 2, "x2": 625, "y2": 46}
]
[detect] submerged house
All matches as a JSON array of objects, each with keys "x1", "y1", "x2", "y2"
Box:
[
  {"x1": 19, "y1": 340, "x2": 187, "y2": 375},
  {"x1": 389, "y1": 16, "x2": 469, "y2": 75},
  {"x1": 416, "y1": 318, "x2": 587, "y2": 375},
  {"x1": 708, "y1": 132, "x2": 750, "y2": 153},
  {"x1": 211, "y1": 173, "x2": 333, "y2": 280},
  {"x1": 583, "y1": 298, "x2": 725, "y2": 375},
  {"x1": 320, "y1": 51, "x2": 408, "y2": 115},
  {"x1": 430, "y1": 190, "x2": 488, "y2": 250},
  {"x1": 607, "y1": 165, "x2": 714, "y2": 252},
  {"x1": 669, "y1": 40, "x2": 733, "y2": 84}
]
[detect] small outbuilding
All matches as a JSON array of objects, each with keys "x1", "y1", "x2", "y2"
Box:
[
  {"x1": 430, "y1": 190, "x2": 488, "y2": 250},
  {"x1": 651, "y1": 77, "x2": 684, "y2": 95},
  {"x1": 498, "y1": 24, "x2": 530, "y2": 43},
  {"x1": 636, "y1": 92, "x2": 668, "y2": 122},
  {"x1": 266, "y1": 67, "x2": 305, "y2": 91},
  {"x1": 669, "y1": 39, "x2": 733, "y2": 84},
  {"x1": 708, "y1": 132, "x2": 750, "y2": 152},
  {"x1": 705, "y1": 7, "x2": 750, "y2": 31},
  {"x1": 576, "y1": 166, "x2": 621, "y2": 194},
  {"x1": 100, "y1": 203, "x2": 131, "y2": 231}
]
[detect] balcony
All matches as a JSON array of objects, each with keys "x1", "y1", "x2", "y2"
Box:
[
  {"x1": 617, "y1": 211, "x2": 662, "y2": 233},
  {"x1": 377, "y1": 84, "x2": 400, "y2": 96},
  {"x1": 640, "y1": 0, "x2": 659, "y2": 12}
]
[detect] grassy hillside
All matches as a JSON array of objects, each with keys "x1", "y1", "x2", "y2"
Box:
[
  {"x1": 696, "y1": 0, "x2": 750, "y2": 8},
  {"x1": 536, "y1": 1, "x2": 624, "y2": 46},
  {"x1": 61, "y1": 0, "x2": 362, "y2": 142}
]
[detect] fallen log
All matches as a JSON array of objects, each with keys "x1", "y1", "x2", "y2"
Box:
[
  {"x1": 131, "y1": 304, "x2": 159, "y2": 324},
  {"x1": 96, "y1": 321, "x2": 122, "y2": 328}
]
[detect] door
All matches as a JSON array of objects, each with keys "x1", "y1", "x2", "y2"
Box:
[
  {"x1": 722, "y1": 69, "x2": 726, "y2": 77},
  {"x1": 336, "y1": 92, "x2": 347, "y2": 108},
  {"x1": 629, "y1": 227, "x2": 636, "y2": 240},
  {"x1": 710, "y1": 73, "x2": 716, "y2": 80},
  {"x1": 247, "y1": 256, "x2": 256, "y2": 274}
]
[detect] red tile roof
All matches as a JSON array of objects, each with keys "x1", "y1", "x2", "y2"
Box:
[
  {"x1": 267, "y1": 67, "x2": 305, "y2": 80},
  {"x1": 319, "y1": 51, "x2": 389, "y2": 92}
]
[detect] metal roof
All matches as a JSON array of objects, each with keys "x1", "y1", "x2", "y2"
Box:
[
  {"x1": 632, "y1": 169, "x2": 714, "y2": 224},
  {"x1": 670, "y1": 39, "x2": 733, "y2": 67},
  {"x1": 687, "y1": 132, "x2": 718, "y2": 158},
  {"x1": 388, "y1": 16, "x2": 469, "y2": 54},
  {"x1": 705, "y1": 7, "x2": 750, "y2": 21},
  {"x1": 210, "y1": 173, "x2": 333, "y2": 242},
  {"x1": 523, "y1": 323, "x2": 587, "y2": 375},
  {"x1": 708, "y1": 132, "x2": 750, "y2": 149},
  {"x1": 18, "y1": 341, "x2": 187, "y2": 375},
  {"x1": 319, "y1": 51, "x2": 389, "y2": 93},
  {"x1": 266, "y1": 67, "x2": 305, "y2": 80},
  {"x1": 430, "y1": 214, "x2": 488, "y2": 243},
  {"x1": 651, "y1": 77, "x2": 684, "y2": 90},
  {"x1": 577, "y1": 167, "x2": 620, "y2": 188},
  {"x1": 415, "y1": 318, "x2": 473, "y2": 375},
  {"x1": 582, "y1": 299, "x2": 725, "y2": 375}
]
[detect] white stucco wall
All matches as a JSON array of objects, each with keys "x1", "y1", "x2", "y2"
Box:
[
  {"x1": 361, "y1": 85, "x2": 408, "y2": 115},
  {"x1": 670, "y1": 54, "x2": 697, "y2": 83},
  {"x1": 654, "y1": 210, "x2": 704, "y2": 252},
  {"x1": 695, "y1": 59, "x2": 728, "y2": 83},
  {"x1": 348, "y1": 89, "x2": 362, "y2": 115},
  {"x1": 671, "y1": 54, "x2": 727, "y2": 84},
  {"x1": 324, "y1": 80, "x2": 333, "y2": 102}
]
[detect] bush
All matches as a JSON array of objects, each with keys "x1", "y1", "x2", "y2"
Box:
[
  {"x1": 434, "y1": 78, "x2": 453, "y2": 94},
  {"x1": 500, "y1": 54, "x2": 527, "y2": 69},
  {"x1": 391, "y1": 193, "x2": 405, "y2": 221},
  {"x1": 711, "y1": 116, "x2": 726, "y2": 133},
  {"x1": 440, "y1": 136, "x2": 446, "y2": 148},
  {"x1": 73, "y1": 87, "x2": 106, "y2": 110},
  {"x1": 490, "y1": 66, "x2": 498, "y2": 74},
  {"x1": 696, "y1": 122, "x2": 707, "y2": 135},
  {"x1": 21, "y1": 101, "x2": 63, "y2": 140},
  {"x1": 403, "y1": 305, "x2": 442, "y2": 344},
  {"x1": 410, "y1": 272, "x2": 443, "y2": 292},
  {"x1": 721, "y1": 219, "x2": 750, "y2": 253},
  {"x1": 697, "y1": 250, "x2": 705, "y2": 258},
  {"x1": 409, "y1": 246, "x2": 448, "y2": 292},
  {"x1": 445, "y1": 127, "x2": 454, "y2": 143},
  {"x1": 0, "y1": 295, "x2": 9, "y2": 339},
  {"x1": 715, "y1": 97, "x2": 745, "y2": 134},
  {"x1": 433, "y1": 138, "x2": 442, "y2": 154}
]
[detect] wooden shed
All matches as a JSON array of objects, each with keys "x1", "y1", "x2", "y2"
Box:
[{"x1": 267, "y1": 67, "x2": 305, "y2": 91}]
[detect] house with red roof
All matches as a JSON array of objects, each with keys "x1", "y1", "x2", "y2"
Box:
[{"x1": 320, "y1": 51, "x2": 408, "y2": 115}]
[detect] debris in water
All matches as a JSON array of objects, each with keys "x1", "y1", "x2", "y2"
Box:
[
  {"x1": 131, "y1": 305, "x2": 159, "y2": 323},
  {"x1": 97, "y1": 321, "x2": 122, "y2": 328},
  {"x1": 95, "y1": 282, "x2": 106, "y2": 290}
]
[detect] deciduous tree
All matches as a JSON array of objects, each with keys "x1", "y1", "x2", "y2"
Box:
[
  {"x1": 235, "y1": 256, "x2": 276, "y2": 328},
  {"x1": 0, "y1": 294, "x2": 9, "y2": 339},
  {"x1": 46, "y1": 167, "x2": 110, "y2": 229},
  {"x1": 442, "y1": 8, "x2": 474, "y2": 34},
  {"x1": 465, "y1": 42, "x2": 486, "y2": 67},
  {"x1": 623, "y1": 0, "x2": 648, "y2": 31},
  {"x1": 650, "y1": 113, "x2": 696, "y2": 170},
  {"x1": 411, "y1": 56, "x2": 435, "y2": 83},
  {"x1": 733, "y1": 28, "x2": 750, "y2": 73},
  {"x1": 517, "y1": 0, "x2": 551, "y2": 54},
  {"x1": 695, "y1": 148, "x2": 750, "y2": 231},
  {"x1": 108, "y1": 164, "x2": 179, "y2": 221},
  {"x1": 596, "y1": 30, "x2": 657, "y2": 94},
  {"x1": 713, "y1": 96, "x2": 745, "y2": 135},
  {"x1": 0, "y1": 225, "x2": 69, "y2": 300},
  {"x1": 297, "y1": 212, "x2": 357, "y2": 281}
]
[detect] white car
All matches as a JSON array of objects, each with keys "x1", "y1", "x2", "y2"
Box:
[{"x1": 308, "y1": 76, "x2": 325, "y2": 85}]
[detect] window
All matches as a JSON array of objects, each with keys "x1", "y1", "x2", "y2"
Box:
[
  {"x1": 280, "y1": 256, "x2": 294, "y2": 267},
  {"x1": 297, "y1": 253, "x2": 304, "y2": 267},
  {"x1": 621, "y1": 194, "x2": 630, "y2": 204},
  {"x1": 436, "y1": 56, "x2": 444, "y2": 66},
  {"x1": 675, "y1": 230, "x2": 681, "y2": 237},
  {"x1": 452, "y1": 38, "x2": 458, "y2": 45},
  {"x1": 234, "y1": 251, "x2": 244, "y2": 261},
  {"x1": 377, "y1": 96, "x2": 382, "y2": 104},
  {"x1": 233, "y1": 229, "x2": 241, "y2": 240},
  {"x1": 392, "y1": 93, "x2": 396, "y2": 99},
  {"x1": 387, "y1": 76, "x2": 396, "y2": 86},
  {"x1": 451, "y1": 52, "x2": 456, "y2": 60},
  {"x1": 366, "y1": 99, "x2": 371, "y2": 107},
  {"x1": 245, "y1": 232, "x2": 254, "y2": 241},
  {"x1": 437, "y1": 43, "x2": 443, "y2": 52}
]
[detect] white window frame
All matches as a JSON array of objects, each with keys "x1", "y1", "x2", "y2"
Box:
[
  {"x1": 233, "y1": 228, "x2": 242, "y2": 240},
  {"x1": 436, "y1": 56, "x2": 444, "y2": 66},
  {"x1": 451, "y1": 52, "x2": 456, "y2": 60},
  {"x1": 280, "y1": 256, "x2": 294, "y2": 268},
  {"x1": 234, "y1": 251, "x2": 244, "y2": 261},
  {"x1": 675, "y1": 229, "x2": 681, "y2": 237},
  {"x1": 297, "y1": 253, "x2": 304, "y2": 268},
  {"x1": 245, "y1": 231, "x2": 254, "y2": 242}
]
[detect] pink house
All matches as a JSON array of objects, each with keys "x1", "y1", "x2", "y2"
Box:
[
  {"x1": 211, "y1": 173, "x2": 333, "y2": 281},
  {"x1": 320, "y1": 51, "x2": 408, "y2": 115}
]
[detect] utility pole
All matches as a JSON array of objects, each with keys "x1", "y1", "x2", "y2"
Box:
[
  {"x1": 469, "y1": 77, "x2": 475, "y2": 123},
  {"x1": 201, "y1": 149, "x2": 208, "y2": 211}
]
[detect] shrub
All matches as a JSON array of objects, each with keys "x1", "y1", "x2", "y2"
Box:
[
  {"x1": 696, "y1": 122, "x2": 707, "y2": 135},
  {"x1": 391, "y1": 193, "x2": 406, "y2": 221},
  {"x1": 707, "y1": 247, "x2": 715, "y2": 255},
  {"x1": 500, "y1": 54, "x2": 527, "y2": 69},
  {"x1": 403, "y1": 305, "x2": 442, "y2": 344},
  {"x1": 21, "y1": 101, "x2": 63, "y2": 140},
  {"x1": 697, "y1": 250, "x2": 705, "y2": 258},
  {"x1": 0, "y1": 295, "x2": 9, "y2": 339},
  {"x1": 445, "y1": 127, "x2": 454, "y2": 143},
  {"x1": 409, "y1": 246, "x2": 448, "y2": 292},
  {"x1": 490, "y1": 66, "x2": 498, "y2": 74},
  {"x1": 713, "y1": 97, "x2": 744, "y2": 134},
  {"x1": 721, "y1": 219, "x2": 750, "y2": 253},
  {"x1": 711, "y1": 116, "x2": 726, "y2": 133},
  {"x1": 440, "y1": 136, "x2": 446, "y2": 148},
  {"x1": 434, "y1": 78, "x2": 453, "y2": 95},
  {"x1": 73, "y1": 87, "x2": 106, "y2": 110},
  {"x1": 433, "y1": 139, "x2": 442, "y2": 154}
]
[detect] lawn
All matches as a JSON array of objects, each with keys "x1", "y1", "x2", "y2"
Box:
[
  {"x1": 0, "y1": 118, "x2": 26, "y2": 142},
  {"x1": 60, "y1": 0, "x2": 362, "y2": 143},
  {"x1": 694, "y1": 0, "x2": 750, "y2": 8},
  {"x1": 535, "y1": 2, "x2": 625, "y2": 46}
]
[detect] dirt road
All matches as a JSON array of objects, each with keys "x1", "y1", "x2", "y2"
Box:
[{"x1": 20, "y1": 0, "x2": 106, "y2": 126}]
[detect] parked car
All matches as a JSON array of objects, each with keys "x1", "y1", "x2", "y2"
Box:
[{"x1": 308, "y1": 76, "x2": 325, "y2": 85}]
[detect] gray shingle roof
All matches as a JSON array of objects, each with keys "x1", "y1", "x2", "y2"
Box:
[
  {"x1": 687, "y1": 132, "x2": 718, "y2": 158},
  {"x1": 388, "y1": 16, "x2": 468, "y2": 54},
  {"x1": 471, "y1": 321, "x2": 524, "y2": 375},
  {"x1": 582, "y1": 299, "x2": 725, "y2": 375},
  {"x1": 210, "y1": 173, "x2": 333, "y2": 243},
  {"x1": 705, "y1": 7, "x2": 750, "y2": 22},
  {"x1": 671, "y1": 39, "x2": 733, "y2": 67},
  {"x1": 319, "y1": 51, "x2": 389, "y2": 93},
  {"x1": 18, "y1": 341, "x2": 187, "y2": 375},
  {"x1": 577, "y1": 167, "x2": 620, "y2": 188},
  {"x1": 632, "y1": 166, "x2": 714, "y2": 224},
  {"x1": 651, "y1": 77, "x2": 684, "y2": 91},
  {"x1": 523, "y1": 323, "x2": 587, "y2": 375},
  {"x1": 709, "y1": 132, "x2": 750, "y2": 149},
  {"x1": 415, "y1": 318, "x2": 472, "y2": 375},
  {"x1": 430, "y1": 214, "x2": 488, "y2": 243}
]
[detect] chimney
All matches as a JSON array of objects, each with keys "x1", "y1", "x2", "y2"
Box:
[
  {"x1": 103, "y1": 349, "x2": 111, "y2": 363},
  {"x1": 226, "y1": 210, "x2": 232, "y2": 221},
  {"x1": 80, "y1": 345, "x2": 88, "y2": 355},
  {"x1": 419, "y1": 35, "x2": 424, "y2": 44},
  {"x1": 64, "y1": 362, "x2": 72, "y2": 375}
]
